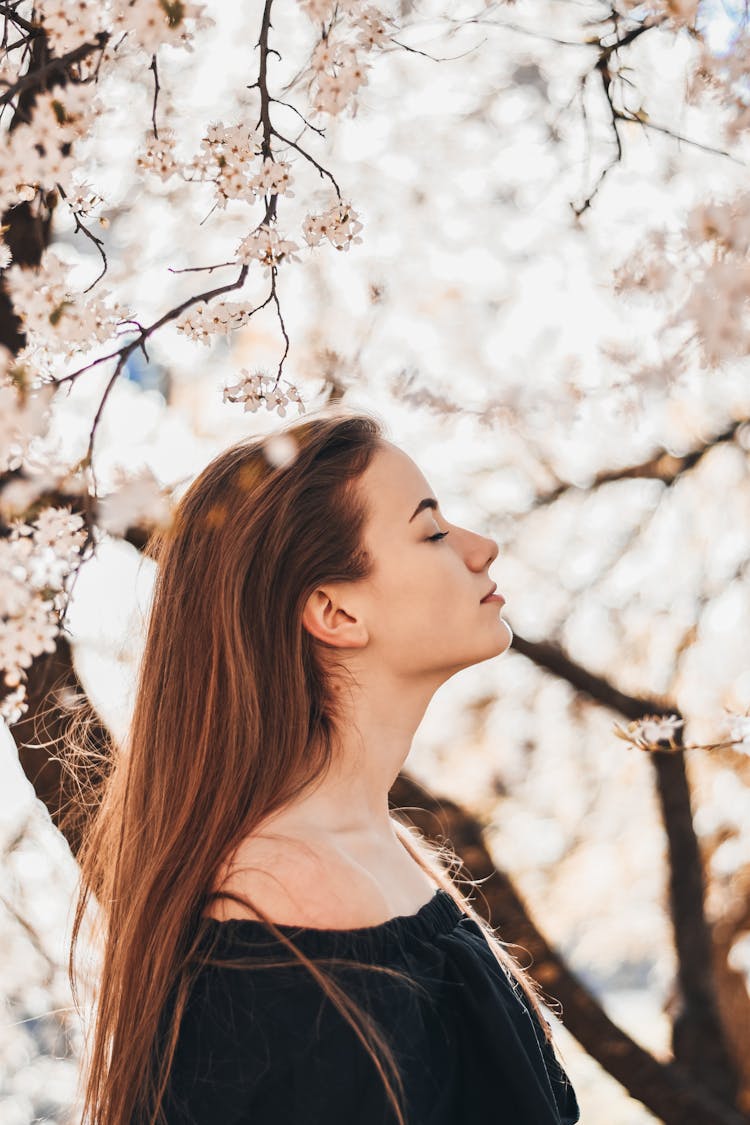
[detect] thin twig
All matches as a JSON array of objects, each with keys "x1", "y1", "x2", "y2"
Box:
[
  {"x1": 148, "y1": 53, "x2": 159, "y2": 139},
  {"x1": 272, "y1": 126, "x2": 342, "y2": 196}
]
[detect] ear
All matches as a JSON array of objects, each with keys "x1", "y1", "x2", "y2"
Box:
[{"x1": 301, "y1": 587, "x2": 369, "y2": 649}]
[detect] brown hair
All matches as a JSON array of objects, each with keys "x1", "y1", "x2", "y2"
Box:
[{"x1": 65, "y1": 405, "x2": 563, "y2": 1125}]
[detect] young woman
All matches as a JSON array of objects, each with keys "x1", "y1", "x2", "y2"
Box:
[{"x1": 68, "y1": 407, "x2": 581, "y2": 1124}]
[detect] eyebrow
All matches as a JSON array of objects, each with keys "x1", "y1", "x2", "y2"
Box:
[{"x1": 409, "y1": 497, "x2": 438, "y2": 522}]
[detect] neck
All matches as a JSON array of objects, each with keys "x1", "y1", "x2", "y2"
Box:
[{"x1": 275, "y1": 664, "x2": 442, "y2": 842}]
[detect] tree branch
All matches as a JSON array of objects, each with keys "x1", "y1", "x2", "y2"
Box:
[
  {"x1": 508, "y1": 630, "x2": 743, "y2": 1104},
  {"x1": 391, "y1": 772, "x2": 749, "y2": 1125}
]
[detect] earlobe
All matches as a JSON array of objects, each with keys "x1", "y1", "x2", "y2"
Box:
[{"x1": 301, "y1": 589, "x2": 369, "y2": 649}]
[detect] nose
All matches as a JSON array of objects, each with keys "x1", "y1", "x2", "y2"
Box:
[{"x1": 466, "y1": 528, "x2": 498, "y2": 572}]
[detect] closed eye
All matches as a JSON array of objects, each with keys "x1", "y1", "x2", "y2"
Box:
[{"x1": 427, "y1": 531, "x2": 450, "y2": 542}]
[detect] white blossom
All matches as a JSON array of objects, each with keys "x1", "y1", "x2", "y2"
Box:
[
  {"x1": 235, "y1": 225, "x2": 301, "y2": 272},
  {"x1": 0, "y1": 682, "x2": 28, "y2": 724},
  {"x1": 248, "y1": 157, "x2": 295, "y2": 199},
  {"x1": 632, "y1": 714, "x2": 685, "y2": 746},
  {"x1": 0, "y1": 509, "x2": 87, "y2": 700},
  {"x1": 297, "y1": 0, "x2": 337, "y2": 21},
  {"x1": 4, "y1": 250, "x2": 130, "y2": 358},
  {"x1": 36, "y1": 1, "x2": 105, "y2": 55},
  {"x1": 176, "y1": 300, "x2": 258, "y2": 342},
  {"x1": 727, "y1": 714, "x2": 750, "y2": 755},
  {"x1": 302, "y1": 199, "x2": 363, "y2": 251},
  {"x1": 353, "y1": 6, "x2": 393, "y2": 50},
  {"x1": 0, "y1": 87, "x2": 96, "y2": 206},
  {"x1": 189, "y1": 121, "x2": 264, "y2": 207},
  {"x1": 222, "y1": 369, "x2": 305, "y2": 418},
  {"x1": 0, "y1": 352, "x2": 57, "y2": 474},
  {"x1": 136, "y1": 129, "x2": 181, "y2": 182},
  {"x1": 96, "y1": 467, "x2": 173, "y2": 537},
  {"x1": 111, "y1": 0, "x2": 212, "y2": 55},
  {"x1": 310, "y1": 39, "x2": 370, "y2": 117}
]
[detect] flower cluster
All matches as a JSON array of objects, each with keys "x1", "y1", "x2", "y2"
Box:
[
  {"x1": 685, "y1": 195, "x2": 750, "y2": 257},
  {"x1": 310, "y1": 39, "x2": 370, "y2": 116},
  {"x1": 36, "y1": 0, "x2": 106, "y2": 56},
  {"x1": 136, "y1": 129, "x2": 181, "y2": 182},
  {"x1": 0, "y1": 351, "x2": 57, "y2": 474},
  {"x1": 0, "y1": 87, "x2": 95, "y2": 210},
  {"x1": 112, "y1": 0, "x2": 212, "y2": 56},
  {"x1": 222, "y1": 370, "x2": 305, "y2": 418},
  {"x1": 249, "y1": 157, "x2": 295, "y2": 199},
  {"x1": 4, "y1": 251, "x2": 130, "y2": 359},
  {"x1": 616, "y1": 0, "x2": 699, "y2": 26},
  {"x1": 728, "y1": 713, "x2": 750, "y2": 755},
  {"x1": 235, "y1": 225, "x2": 301, "y2": 272},
  {"x1": 0, "y1": 507, "x2": 87, "y2": 724},
  {"x1": 96, "y1": 466, "x2": 174, "y2": 537},
  {"x1": 303, "y1": 200, "x2": 364, "y2": 251},
  {"x1": 614, "y1": 195, "x2": 750, "y2": 369},
  {"x1": 176, "y1": 300, "x2": 258, "y2": 342},
  {"x1": 297, "y1": 1, "x2": 396, "y2": 117},
  {"x1": 190, "y1": 122, "x2": 266, "y2": 207},
  {"x1": 612, "y1": 714, "x2": 685, "y2": 751}
]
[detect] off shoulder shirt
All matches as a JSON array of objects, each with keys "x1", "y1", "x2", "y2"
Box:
[{"x1": 160, "y1": 887, "x2": 581, "y2": 1124}]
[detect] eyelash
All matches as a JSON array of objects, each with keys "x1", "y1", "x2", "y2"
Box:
[{"x1": 427, "y1": 531, "x2": 450, "y2": 542}]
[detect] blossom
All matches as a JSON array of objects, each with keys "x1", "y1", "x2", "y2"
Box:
[
  {"x1": 727, "y1": 713, "x2": 750, "y2": 755},
  {"x1": 4, "y1": 250, "x2": 130, "y2": 358},
  {"x1": 222, "y1": 369, "x2": 305, "y2": 418},
  {"x1": 303, "y1": 199, "x2": 363, "y2": 251},
  {"x1": 0, "y1": 351, "x2": 57, "y2": 473},
  {"x1": 353, "y1": 6, "x2": 394, "y2": 50},
  {"x1": 96, "y1": 467, "x2": 173, "y2": 537},
  {"x1": 36, "y1": 1, "x2": 105, "y2": 58},
  {"x1": 190, "y1": 121, "x2": 265, "y2": 207},
  {"x1": 613, "y1": 713, "x2": 685, "y2": 751},
  {"x1": 310, "y1": 39, "x2": 370, "y2": 116},
  {"x1": 111, "y1": 0, "x2": 212, "y2": 55},
  {"x1": 137, "y1": 129, "x2": 181, "y2": 182},
  {"x1": 235, "y1": 225, "x2": 301, "y2": 271},
  {"x1": 248, "y1": 157, "x2": 295, "y2": 198},
  {"x1": 176, "y1": 299, "x2": 258, "y2": 342},
  {"x1": 297, "y1": 0, "x2": 337, "y2": 21},
  {"x1": 635, "y1": 714, "x2": 684, "y2": 744},
  {"x1": 0, "y1": 87, "x2": 96, "y2": 206},
  {"x1": 0, "y1": 509, "x2": 87, "y2": 706},
  {"x1": 0, "y1": 682, "x2": 28, "y2": 724}
]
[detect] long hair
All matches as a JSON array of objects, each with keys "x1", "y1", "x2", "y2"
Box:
[{"x1": 65, "y1": 405, "x2": 563, "y2": 1125}]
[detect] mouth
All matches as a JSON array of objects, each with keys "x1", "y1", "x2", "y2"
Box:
[{"x1": 480, "y1": 584, "x2": 505, "y2": 605}]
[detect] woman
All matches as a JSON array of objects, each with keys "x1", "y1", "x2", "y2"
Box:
[{"x1": 68, "y1": 407, "x2": 580, "y2": 1124}]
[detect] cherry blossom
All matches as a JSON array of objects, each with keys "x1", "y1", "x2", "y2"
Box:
[
  {"x1": 176, "y1": 300, "x2": 260, "y2": 342},
  {"x1": 222, "y1": 369, "x2": 305, "y2": 418},
  {"x1": 0, "y1": 508, "x2": 87, "y2": 719},
  {"x1": 96, "y1": 467, "x2": 174, "y2": 537},
  {"x1": 235, "y1": 225, "x2": 301, "y2": 272},
  {"x1": 5, "y1": 251, "x2": 129, "y2": 360},
  {"x1": 302, "y1": 199, "x2": 363, "y2": 251}
]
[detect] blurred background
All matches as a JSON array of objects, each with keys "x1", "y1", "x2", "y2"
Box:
[{"x1": 2, "y1": 0, "x2": 750, "y2": 1121}]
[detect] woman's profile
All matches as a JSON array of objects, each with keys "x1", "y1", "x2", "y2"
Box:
[{"x1": 66, "y1": 406, "x2": 581, "y2": 1124}]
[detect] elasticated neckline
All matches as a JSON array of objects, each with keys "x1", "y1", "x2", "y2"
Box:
[{"x1": 200, "y1": 887, "x2": 467, "y2": 958}]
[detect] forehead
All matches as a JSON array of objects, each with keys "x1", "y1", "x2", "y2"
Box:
[{"x1": 361, "y1": 442, "x2": 432, "y2": 524}]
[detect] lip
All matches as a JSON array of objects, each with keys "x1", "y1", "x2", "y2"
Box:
[{"x1": 480, "y1": 584, "x2": 504, "y2": 604}]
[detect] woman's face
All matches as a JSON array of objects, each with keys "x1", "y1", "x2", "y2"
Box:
[{"x1": 353, "y1": 441, "x2": 512, "y2": 680}]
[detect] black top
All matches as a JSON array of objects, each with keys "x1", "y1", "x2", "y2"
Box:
[{"x1": 161, "y1": 888, "x2": 580, "y2": 1125}]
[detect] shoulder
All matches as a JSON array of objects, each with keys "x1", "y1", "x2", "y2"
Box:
[{"x1": 203, "y1": 832, "x2": 377, "y2": 928}]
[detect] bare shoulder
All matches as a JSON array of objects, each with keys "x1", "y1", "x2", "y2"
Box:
[
  {"x1": 203, "y1": 828, "x2": 438, "y2": 928},
  {"x1": 203, "y1": 832, "x2": 365, "y2": 927}
]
